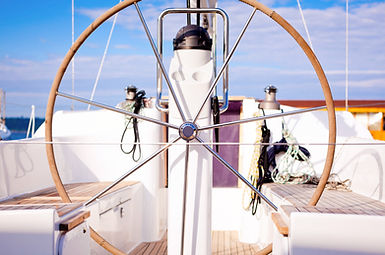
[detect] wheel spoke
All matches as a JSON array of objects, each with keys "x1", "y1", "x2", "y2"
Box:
[
  {"x1": 195, "y1": 136, "x2": 278, "y2": 211},
  {"x1": 199, "y1": 105, "x2": 326, "y2": 131},
  {"x1": 192, "y1": 8, "x2": 257, "y2": 124},
  {"x1": 57, "y1": 91, "x2": 179, "y2": 130},
  {"x1": 84, "y1": 136, "x2": 181, "y2": 206},
  {"x1": 181, "y1": 141, "x2": 190, "y2": 255},
  {"x1": 134, "y1": 2, "x2": 187, "y2": 122}
]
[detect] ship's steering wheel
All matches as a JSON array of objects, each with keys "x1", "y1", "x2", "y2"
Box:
[{"x1": 45, "y1": 0, "x2": 336, "y2": 254}]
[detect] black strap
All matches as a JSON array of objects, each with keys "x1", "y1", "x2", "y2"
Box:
[
  {"x1": 250, "y1": 110, "x2": 272, "y2": 215},
  {"x1": 120, "y1": 90, "x2": 146, "y2": 162},
  {"x1": 211, "y1": 96, "x2": 220, "y2": 152}
]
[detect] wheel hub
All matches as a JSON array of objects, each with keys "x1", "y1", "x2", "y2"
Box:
[{"x1": 179, "y1": 122, "x2": 198, "y2": 141}]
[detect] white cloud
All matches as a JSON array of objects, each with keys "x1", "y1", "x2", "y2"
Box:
[
  {"x1": 114, "y1": 44, "x2": 132, "y2": 49},
  {"x1": 2, "y1": 0, "x2": 385, "y2": 116},
  {"x1": 77, "y1": 8, "x2": 108, "y2": 21},
  {"x1": 334, "y1": 78, "x2": 385, "y2": 88},
  {"x1": 0, "y1": 57, "x2": 62, "y2": 81},
  {"x1": 0, "y1": 54, "x2": 156, "y2": 81}
]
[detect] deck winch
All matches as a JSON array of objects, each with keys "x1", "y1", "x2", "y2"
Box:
[{"x1": 259, "y1": 85, "x2": 280, "y2": 110}]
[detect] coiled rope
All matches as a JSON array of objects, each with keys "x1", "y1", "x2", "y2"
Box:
[
  {"x1": 271, "y1": 117, "x2": 316, "y2": 184},
  {"x1": 242, "y1": 110, "x2": 263, "y2": 210}
]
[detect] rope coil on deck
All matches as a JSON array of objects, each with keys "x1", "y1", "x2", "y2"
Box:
[{"x1": 271, "y1": 117, "x2": 316, "y2": 184}]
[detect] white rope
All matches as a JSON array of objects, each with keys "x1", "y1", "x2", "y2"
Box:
[
  {"x1": 296, "y1": 0, "x2": 314, "y2": 51},
  {"x1": 271, "y1": 118, "x2": 316, "y2": 184},
  {"x1": 26, "y1": 105, "x2": 35, "y2": 138},
  {"x1": 88, "y1": 0, "x2": 121, "y2": 110},
  {"x1": 242, "y1": 110, "x2": 263, "y2": 210}
]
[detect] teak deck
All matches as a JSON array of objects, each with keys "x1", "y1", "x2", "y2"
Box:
[
  {"x1": 266, "y1": 183, "x2": 385, "y2": 236},
  {"x1": 265, "y1": 183, "x2": 385, "y2": 216},
  {"x1": 129, "y1": 231, "x2": 262, "y2": 255},
  {"x1": 0, "y1": 181, "x2": 137, "y2": 216}
]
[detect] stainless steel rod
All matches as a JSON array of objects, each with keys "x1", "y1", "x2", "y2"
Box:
[
  {"x1": 156, "y1": 10, "x2": 167, "y2": 112},
  {"x1": 84, "y1": 137, "x2": 180, "y2": 206},
  {"x1": 134, "y1": 2, "x2": 187, "y2": 122},
  {"x1": 186, "y1": 0, "x2": 191, "y2": 25},
  {"x1": 180, "y1": 141, "x2": 190, "y2": 255},
  {"x1": 220, "y1": 8, "x2": 229, "y2": 114},
  {"x1": 57, "y1": 91, "x2": 179, "y2": 130},
  {"x1": 156, "y1": 8, "x2": 229, "y2": 113},
  {"x1": 199, "y1": 106, "x2": 326, "y2": 131},
  {"x1": 196, "y1": 136, "x2": 278, "y2": 211},
  {"x1": 159, "y1": 8, "x2": 229, "y2": 15},
  {"x1": 192, "y1": 8, "x2": 257, "y2": 123}
]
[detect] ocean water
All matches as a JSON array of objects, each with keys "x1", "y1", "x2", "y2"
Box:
[
  {"x1": 4, "y1": 117, "x2": 44, "y2": 140},
  {"x1": 8, "y1": 131, "x2": 28, "y2": 140}
]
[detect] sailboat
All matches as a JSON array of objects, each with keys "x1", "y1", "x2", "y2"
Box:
[{"x1": 0, "y1": 0, "x2": 384, "y2": 254}]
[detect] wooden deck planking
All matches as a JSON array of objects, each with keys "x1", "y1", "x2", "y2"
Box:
[
  {"x1": 157, "y1": 235, "x2": 168, "y2": 255},
  {"x1": 282, "y1": 204, "x2": 385, "y2": 216},
  {"x1": 0, "y1": 203, "x2": 82, "y2": 217},
  {"x1": 130, "y1": 233, "x2": 167, "y2": 255},
  {"x1": 217, "y1": 230, "x2": 224, "y2": 254},
  {"x1": 0, "y1": 181, "x2": 138, "y2": 206},
  {"x1": 265, "y1": 183, "x2": 385, "y2": 214},
  {"x1": 129, "y1": 231, "x2": 261, "y2": 255},
  {"x1": 272, "y1": 183, "x2": 385, "y2": 217},
  {"x1": 0, "y1": 182, "x2": 138, "y2": 217},
  {"x1": 271, "y1": 183, "x2": 385, "y2": 236}
]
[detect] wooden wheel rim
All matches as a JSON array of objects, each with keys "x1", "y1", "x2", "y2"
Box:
[{"x1": 45, "y1": 0, "x2": 336, "y2": 254}]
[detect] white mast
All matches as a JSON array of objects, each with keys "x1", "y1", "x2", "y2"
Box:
[
  {"x1": 0, "y1": 89, "x2": 5, "y2": 123},
  {"x1": 345, "y1": 0, "x2": 349, "y2": 111}
]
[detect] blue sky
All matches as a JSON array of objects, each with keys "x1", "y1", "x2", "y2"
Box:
[{"x1": 1, "y1": 0, "x2": 385, "y2": 117}]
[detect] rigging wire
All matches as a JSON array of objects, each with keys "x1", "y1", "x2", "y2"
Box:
[
  {"x1": 71, "y1": 0, "x2": 75, "y2": 111},
  {"x1": 345, "y1": 0, "x2": 349, "y2": 111},
  {"x1": 26, "y1": 105, "x2": 35, "y2": 138},
  {"x1": 296, "y1": 0, "x2": 314, "y2": 51},
  {"x1": 88, "y1": 0, "x2": 121, "y2": 110},
  {"x1": 1, "y1": 141, "x2": 385, "y2": 146}
]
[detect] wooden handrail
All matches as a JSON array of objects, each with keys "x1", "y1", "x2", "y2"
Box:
[
  {"x1": 271, "y1": 212, "x2": 289, "y2": 236},
  {"x1": 59, "y1": 211, "x2": 91, "y2": 232}
]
